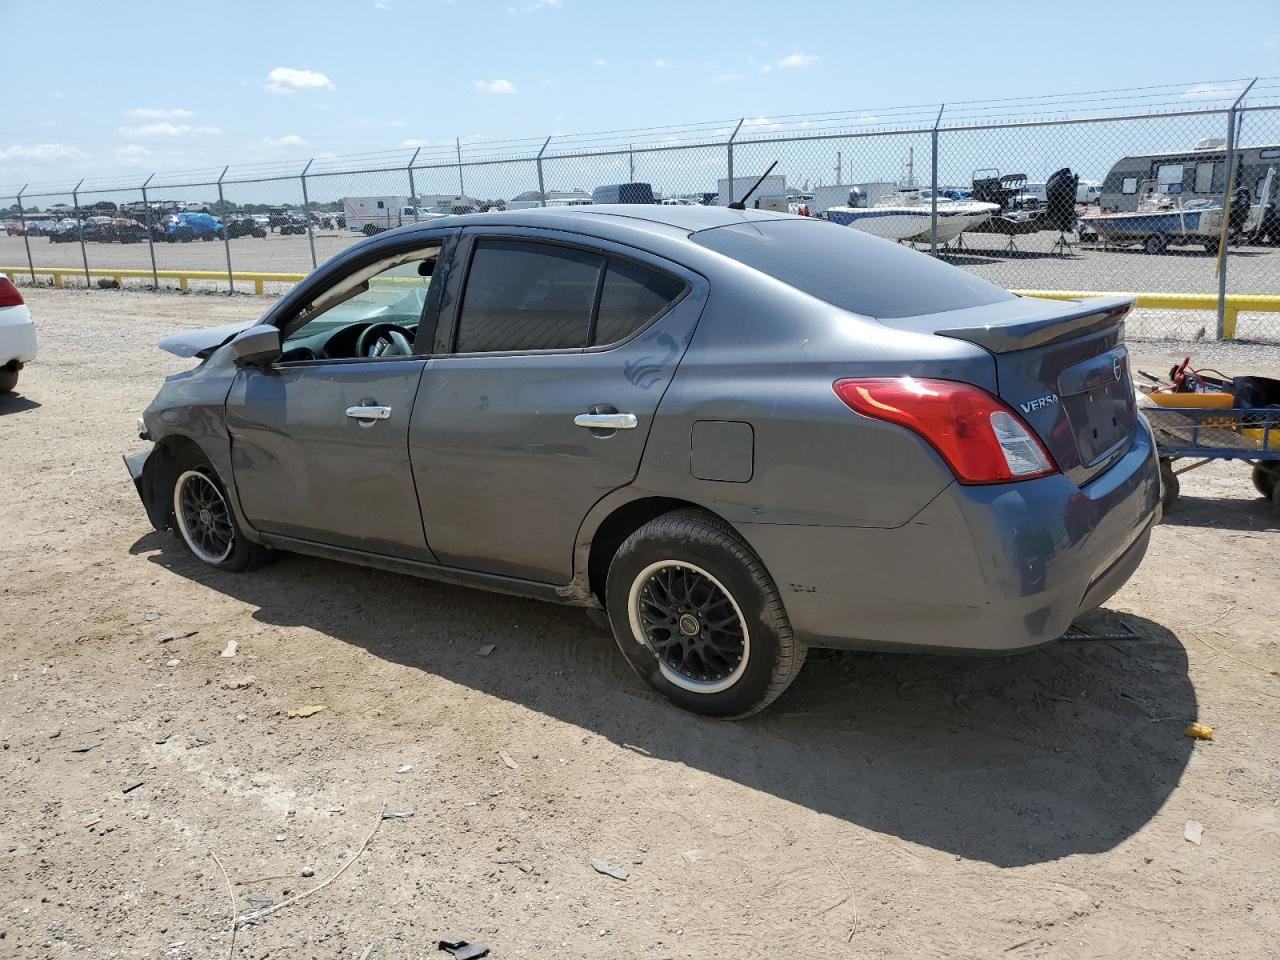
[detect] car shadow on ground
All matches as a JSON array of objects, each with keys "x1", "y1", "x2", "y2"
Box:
[
  {"x1": 135, "y1": 532, "x2": 1195, "y2": 869},
  {"x1": 0, "y1": 393, "x2": 40, "y2": 415}
]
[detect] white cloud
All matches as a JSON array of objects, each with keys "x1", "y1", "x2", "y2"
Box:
[
  {"x1": 1183, "y1": 82, "x2": 1246, "y2": 100},
  {"x1": 0, "y1": 143, "x2": 90, "y2": 164},
  {"x1": 714, "y1": 72, "x2": 744, "y2": 83},
  {"x1": 744, "y1": 116, "x2": 777, "y2": 129},
  {"x1": 113, "y1": 144, "x2": 154, "y2": 166},
  {"x1": 263, "y1": 67, "x2": 335, "y2": 94},
  {"x1": 124, "y1": 107, "x2": 193, "y2": 120},
  {"x1": 777, "y1": 52, "x2": 819, "y2": 68},
  {"x1": 400, "y1": 138, "x2": 431, "y2": 147},
  {"x1": 593, "y1": 58, "x2": 609, "y2": 67},
  {"x1": 472, "y1": 79, "x2": 518, "y2": 94},
  {"x1": 508, "y1": 0, "x2": 560, "y2": 11},
  {"x1": 260, "y1": 134, "x2": 308, "y2": 148},
  {"x1": 761, "y1": 64, "x2": 772, "y2": 73},
  {"x1": 118, "y1": 122, "x2": 222, "y2": 138},
  {"x1": 652, "y1": 59, "x2": 671, "y2": 69}
]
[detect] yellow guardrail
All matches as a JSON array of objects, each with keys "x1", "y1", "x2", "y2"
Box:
[
  {"x1": 3, "y1": 268, "x2": 1277, "y2": 339},
  {"x1": 0, "y1": 265, "x2": 305, "y2": 295},
  {"x1": 1011, "y1": 290, "x2": 1280, "y2": 340}
]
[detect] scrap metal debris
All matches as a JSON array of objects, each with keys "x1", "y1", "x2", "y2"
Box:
[
  {"x1": 476, "y1": 644, "x2": 496, "y2": 657},
  {"x1": 498, "y1": 750, "x2": 518, "y2": 770},
  {"x1": 121, "y1": 781, "x2": 144, "y2": 794},
  {"x1": 438, "y1": 940, "x2": 490, "y2": 960},
  {"x1": 1184, "y1": 820, "x2": 1203, "y2": 845},
  {"x1": 591, "y1": 858, "x2": 630, "y2": 881},
  {"x1": 220, "y1": 640, "x2": 238, "y2": 658}
]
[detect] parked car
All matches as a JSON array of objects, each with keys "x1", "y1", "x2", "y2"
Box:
[
  {"x1": 165, "y1": 212, "x2": 224, "y2": 243},
  {"x1": 126, "y1": 206, "x2": 1160, "y2": 718},
  {"x1": 48, "y1": 220, "x2": 82, "y2": 243},
  {"x1": 278, "y1": 213, "x2": 309, "y2": 236},
  {"x1": 83, "y1": 218, "x2": 148, "y2": 243},
  {"x1": 225, "y1": 216, "x2": 268, "y2": 239},
  {"x1": 0, "y1": 276, "x2": 37, "y2": 394}
]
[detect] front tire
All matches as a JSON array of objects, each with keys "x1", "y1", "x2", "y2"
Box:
[
  {"x1": 0, "y1": 366, "x2": 18, "y2": 394},
  {"x1": 171, "y1": 452, "x2": 268, "y2": 572},
  {"x1": 605, "y1": 511, "x2": 805, "y2": 718}
]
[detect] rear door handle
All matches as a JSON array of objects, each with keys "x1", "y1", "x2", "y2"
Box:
[
  {"x1": 346, "y1": 404, "x2": 392, "y2": 422},
  {"x1": 574, "y1": 412, "x2": 638, "y2": 430}
]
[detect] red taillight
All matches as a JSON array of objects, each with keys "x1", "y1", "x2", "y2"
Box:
[
  {"x1": 0, "y1": 277, "x2": 22, "y2": 307},
  {"x1": 833, "y1": 377, "x2": 1058, "y2": 484}
]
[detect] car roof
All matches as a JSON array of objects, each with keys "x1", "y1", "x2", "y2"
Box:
[{"x1": 426, "y1": 203, "x2": 796, "y2": 236}]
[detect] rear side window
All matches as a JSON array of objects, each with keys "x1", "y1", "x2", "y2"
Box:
[
  {"x1": 692, "y1": 219, "x2": 1013, "y2": 318},
  {"x1": 593, "y1": 259, "x2": 686, "y2": 345},
  {"x1": 456, "y1": 240, "x2": 602, "y2": 352}
]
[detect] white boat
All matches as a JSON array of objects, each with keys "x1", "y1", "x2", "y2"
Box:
[{"x1": 826, "y1": 187, "x2": 998, "y2": 243}]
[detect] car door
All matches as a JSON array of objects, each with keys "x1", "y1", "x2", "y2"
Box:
[
  {"x1": 410, "y1": 227, "x2": 708, "y2": 583},
  {"x1": 225, "y1": 239, "x2": 452, "y2": 561}
]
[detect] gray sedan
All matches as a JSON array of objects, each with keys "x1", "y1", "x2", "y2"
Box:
[{"x1": 127, "y1": 205, "x2": 1160, "y2": 717}]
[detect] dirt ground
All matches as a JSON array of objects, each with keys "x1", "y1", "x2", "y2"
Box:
[{"x1": 2, "y1": 287, "x2": 1278, "y2": 960}]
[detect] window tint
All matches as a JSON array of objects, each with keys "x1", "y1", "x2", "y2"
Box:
[
  {"x1": 457, "y1": 240, "x2": 602, "y2": 352},
  {"x1": 593, "y1": 259, "x2": 685, "y2": 344},
  {"x1": 692, "y1": 219, "x2": 1012, "y2": 319}
]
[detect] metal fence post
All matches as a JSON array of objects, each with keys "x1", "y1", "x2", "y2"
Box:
[
  {"x1": 217, "y1": 166, "x2": 234, "y2": 295},
  {"x1": 406, "y1": 147, "x2": 421, "y2": 215},
  {"x1": 1216, "y1": 79, "x2": 1256, "y2": 339},
  {"x1": 300, "y1": 159, "x2": 317, "y2": 270},
  {"x1": 726, "y1": 118, "x2": 744, "y2": 204},
  {"x1": 140, "y1": 174, "x2": 159, "y2": 290},
  {"x1": 455, "y1": 138, "x2": 465, "y2": 196},
  {"x1": 71, "y1": 180, "x2": 90, "y2": 287},
  {"x1": 930, "y1": 104, "x2": 945, "y2": 257},
  {"x1": 536, "y1": 136, "x2": 552, "y2": 207},
  {"x1": 16, "y1": 186, "x2": 35, "y2": 283}
]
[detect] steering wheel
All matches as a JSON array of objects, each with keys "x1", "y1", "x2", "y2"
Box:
[{"x1": 355, "y1": 322, "x2": 413, "y2": 358}]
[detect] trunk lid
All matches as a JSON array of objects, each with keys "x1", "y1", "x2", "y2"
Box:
[{"x1": 882, "y1": 295, "x2": 1138, "y2": 486}]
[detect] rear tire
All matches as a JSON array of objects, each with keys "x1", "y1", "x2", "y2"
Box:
[
  {"x1": 171, "y1": 450, "x2": 269, "y2": 572},
  {"x1": 0, "y1": 366, "x2": 18, "y2": 394},
  {"x1": 604, "y1": 510, "x2": 805, "y2": 718},
  {"x1": 1159, "y1": 458, "x2": 1180, "y2": 512},
  {"x1": 1252, "y1": 463, "x2": 1279, "y2": 500},
  {"x1": 1144, "y1": 233, "x2": 1168, "y2": 255}
]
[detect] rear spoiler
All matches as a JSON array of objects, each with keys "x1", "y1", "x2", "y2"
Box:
[{"x1": 932, "y1": 295, "x2": 1134, "y2": 354}]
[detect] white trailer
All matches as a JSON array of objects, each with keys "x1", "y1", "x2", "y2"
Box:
[
  {"x1": 716, "y1": 175, "x2": 787, "y2": 208},
  {"x1": 343, "y1": 196, "x2": 442, "y2": 235}
]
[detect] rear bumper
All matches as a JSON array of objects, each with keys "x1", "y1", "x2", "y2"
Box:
[
  {"x1": 737, "y1": 417, "x2": 1161, "y2": 653},
  {"x1": 0, "y1": 304, "x2": 37, "y2": 365}
]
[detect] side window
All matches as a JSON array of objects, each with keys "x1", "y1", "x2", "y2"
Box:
[
  {"x1": 593, "y1": 258, "x2": 686, "y2": 345},
  {"x1": 1194, "y1": 162, "x2": 1215, "y2": 194},
  {"x1": 285, "y1": 250, "x2": 438, "y2": 346},
  {"x1": 456, "y1": 240, "x2": 602, "y2": 353},
  {"x1": 1121, "y1": 176, "x2": 1138, "y2": 195}
]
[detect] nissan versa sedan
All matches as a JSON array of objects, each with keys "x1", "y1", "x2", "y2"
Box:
[{"x1": 126, "y1": 205, "x2": 1160, "y2": 717}]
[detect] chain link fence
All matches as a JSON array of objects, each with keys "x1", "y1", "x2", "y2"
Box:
[{"x1": 4, "y1": 79, "x2": 1279, "y2": 340}]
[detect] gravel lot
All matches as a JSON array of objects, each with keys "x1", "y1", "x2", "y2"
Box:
[
  {"x1": 2, "y1": 288, "x2": 1279, "y2": 959},
  {"x1": 4, "y1": 228, "x2": 1279, "y2": 341}
]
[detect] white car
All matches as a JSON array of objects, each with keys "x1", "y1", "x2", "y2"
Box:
[{"x1": 0, "y1": 277, "x2": 37, "y2": 394}]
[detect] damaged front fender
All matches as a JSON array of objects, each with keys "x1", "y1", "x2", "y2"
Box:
[{"x1": 124, "y1": 447, "x2": 172, "y2": 533}]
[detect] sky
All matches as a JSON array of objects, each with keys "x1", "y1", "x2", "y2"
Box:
[{"x1": 2, "y1": 0, "x2": 1279, "y2": 198}]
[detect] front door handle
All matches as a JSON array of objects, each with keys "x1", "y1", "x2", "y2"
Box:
[
  {"x1": 574, "y1": 412, "x2": 638, "y2": 430},
  {"x1": 346, "y1": 404, "x2": 392, "y2": 422}
]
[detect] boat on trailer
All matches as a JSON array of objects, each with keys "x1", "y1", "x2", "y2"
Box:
[
  {"x1": 826, "y1": 186, "x2": 997, "y2": 243},
  {"x1": 1079, "y1": 169, "x2": 1275, "y2": 254}
]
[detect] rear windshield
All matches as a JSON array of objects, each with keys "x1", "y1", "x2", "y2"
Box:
[{"x1": 691, "y1": 219, "x2": 1014, "y2": 318}]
